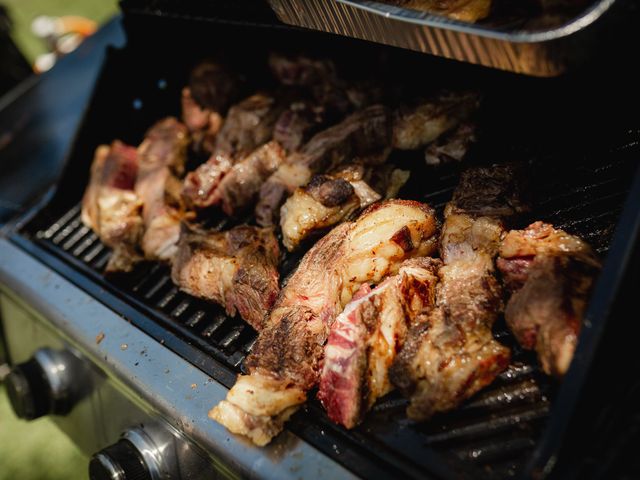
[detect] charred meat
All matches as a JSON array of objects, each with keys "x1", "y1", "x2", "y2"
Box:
[
  {"x1": 211, "y1": 199, "x2": 439, "y2": 445},
  {"x1": 81, "y1": 141, "x2": 143, "y2": 273},
  {"x1": 497, "y1": 222, "x2": 600, "y2": 377},
  {"x1": 319, "y1": 258, "x2": 441, "y2": 429},
  {"x1": 171, "y1": 225, "x2": 280, "y2": 331},
  {"x1": 391, "y1": 164, "x2": 527, "y2": 421},
  {"x1": 256, "y1": 104, "x2": 393, "y2": 226},
  {"x1": 183, "y1": 93, "x2": 287, "y2": 209}
]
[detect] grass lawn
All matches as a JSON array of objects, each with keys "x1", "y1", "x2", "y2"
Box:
[
  {"x1": 3, "y1": 0, "x2": 119, "y2": 63},
  {"x1": 0, "y1": 384, "x2": 86, "y2": 479}
]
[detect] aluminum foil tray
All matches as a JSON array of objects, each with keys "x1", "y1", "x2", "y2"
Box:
[{"x1": 267, "y1": 0, "x2": 620, "y2": 76}]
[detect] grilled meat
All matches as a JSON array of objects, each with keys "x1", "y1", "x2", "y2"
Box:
[
  {"x1": 135, "y1": 117, "x2": 190, "y2": 261},
  {"x1": 182, "y1": 61, "x2": 241, "y2": 153},
  {"x1": 171, "y1": 224, "x2": 280, "y2": 331},
  {"x1": 393, "y1": 91, "x2": 479, "y2": 150},
  {"x1": 280, "y1": 164, "x2": 410, "y2": 251},
  {"x1": 497, "y1": 222, "x2": 600, "y2": 376},
  {"x1": 188, "y1": 60, "x2": 242, "y2": 113},
  {"x1": 183, "y1": 93, "x2": 286, "y2": 209},
  {"x1": 273, "y1": 101, "x2": 327, "y2": 153},
  {"x1": 269, "y1": 53, "x2": 352, "y2": 115},
  {"x1": 181, "y1": 88, "x2": 223, "y2": 154},
  {"x1": 386, "y1": 0, "x2": 492, "y2": 22},
  {"x1": 81, "y1": 141, "x2": 143, "y2": 273},
  {"x1": 269, "y1": 52, "x2": 338, "y2": 88},
  {"x1": 391, "y1": 164, "x2": 527, "y2": 421},
  {"x1": 256, "y1": 104, "x2": 393, "y2": 226},
  {"x1": 207, "y1": 141, "x2": 286, "y2": 217},
  {"x1": 319, "y1": 258, "x2": 441, "y2": 428},
  {"x1": 211, "y1": 199, "x2": 439, "y2": 445},
  {"x1": 424, "y1": 121, "x2": 477, "y2": 166}
]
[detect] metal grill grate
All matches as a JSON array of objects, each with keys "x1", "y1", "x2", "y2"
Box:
[
  {"x1": 26, "y1": 146, "x2": 638, "y2": 478},
  {"x1": 36, "y1": 206, "x2": 258, "y2": 370}
]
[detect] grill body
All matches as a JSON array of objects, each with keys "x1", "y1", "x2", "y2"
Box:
[{"x1": 1, "y1": 5, "x2": 640, "y2": 479}]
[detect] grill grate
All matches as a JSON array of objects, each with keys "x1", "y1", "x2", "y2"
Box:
[{"x1": 26, "y1": 146, "x2": 638, "y2": 478}]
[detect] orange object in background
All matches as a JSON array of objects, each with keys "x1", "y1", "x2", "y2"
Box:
[{"x1": 31, "y1": 15, "x2": 97, "y2": 73}]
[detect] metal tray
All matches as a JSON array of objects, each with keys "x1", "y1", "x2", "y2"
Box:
[{"x1": 267, "y1": 0, "x2": 622, "y2": 76}]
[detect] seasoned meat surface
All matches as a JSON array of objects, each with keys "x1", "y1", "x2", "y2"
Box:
[
  {"x1": 498, "y1": 222, "x2": 600, "y2": 376},
  {"x1": 391, "y1": 164, "x2": 526, "y2": 421},
  {"x1": 81, "y1": 141, "x2": 143, "y2": 273},
  {"x1": 171, "y1": 225, "x2": 280, "y2": 331},
  {"x1": 135, "y1": 117, "x2": 190, "y2": 261},
  {"x1": 211, "y1": 200, "x2": 439, "y2": 445},
  {"x1": 319, "y1": 258, "x2": 441, "y2": 428}
]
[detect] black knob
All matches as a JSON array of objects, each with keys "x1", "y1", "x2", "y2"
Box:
[
  {"x1": 5, "y1": 348, "x2": 78, "y2": 420},
  {"x1": 89, "y1": 439, "x2": 152, "y2": 480},
  {"x1": 5, "y1": 358, "x2": 51, "y2": 420}
]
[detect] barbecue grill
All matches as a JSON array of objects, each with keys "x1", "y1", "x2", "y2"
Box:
[{"x1": 1, "y1": 1, "x2": 639, "y2": 479}]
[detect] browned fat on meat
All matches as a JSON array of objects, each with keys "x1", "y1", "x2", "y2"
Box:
[
  {"x1": 135, "y1": 117, "x2": 190, "y2": 262},
  {"x1": 81, "y1": 140, "x2": 144, "y2": 273},
  {"x1": 211, "y1": 199, "x2": 439, "y2": 446},
  {"x1": 498, "y1": 222, "x2": 601, "y2": 377},
  {"x1": 319, "y1": 258, "x2": 441, "y2": 429},
  {"x1": 182, "y1": 93, "x2": 286, "y2": 209},
  {"x1": 391, "y1": 164, "x2": 527, "y2": 421},
  {"x1": 171, "y1": 225, "x2": 280, "y2": 331}
]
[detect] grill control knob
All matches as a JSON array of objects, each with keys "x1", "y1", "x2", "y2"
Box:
[
  {"x1": 89, "y1": 438, "x2": 152, "y2": 480},
  {"x1": 89, "y1": 429, "x2": 161, "y2": 480},
  {"x1": 5, "y1": 348, "x2": 79, "y2": 420}
]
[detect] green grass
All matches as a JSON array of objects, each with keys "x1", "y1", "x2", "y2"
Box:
[
  {"x1": 0, "y1": 384, "x2": 86, "y2": 480},
  {"x1": 3, "y1": 0, "x2": 119, "y2": 63}
]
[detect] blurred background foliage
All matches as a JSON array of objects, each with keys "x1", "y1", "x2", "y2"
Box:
[{"x1": 2, "y1": 0, "x2": 118, "y2": 63}]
